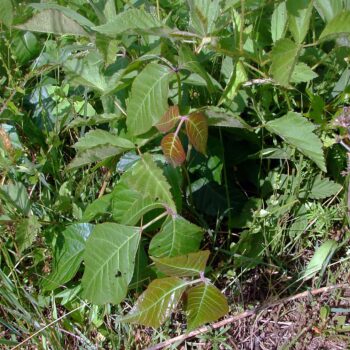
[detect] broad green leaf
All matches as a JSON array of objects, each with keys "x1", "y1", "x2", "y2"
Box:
[
  {"x1": 219, "y1": 61, "x2": 248, "y2": 105},
  {"x1": 149, "y1": 216, "x2": 203, "y2": 257},
  {"x1": 302, "y1": 240, "x2": 338, "y2": 280},
  {"x1": 82, "y1": 223, "x2": 141, "y2": 305},
  {"x1": 64, "y1": 52, "x2": 109, "y2": 93},
  {"x1": 30, "y1": 3, "x2": 95, "y2": 28},
  {"x1": 161, "y1": 133, "x2": 186, "y2": 167},
  {"x1": 205, "y1": 107, "x2": 252, "y2": 130},
  {"x1": 304, "y1": 175, "x2": 343, "y2": 199},
  {"x1": 42, "y1": 224, "x2": 93, "y2": 291},
  {"x1": 266, "y1": 112, "x2": 326, "y2": 171},
  {"x1": 15, "y1": 9, "x2": 89, "y2": 36},
  {"x1": 185, "y1": 112, "x2": 208, "y2": 155},
  {"x1": 111, "y1": 183, "x2": 164, "y2": 225},
  {"x1": 156, "y1": 105, "x2": 180, "y2": 133},
  {"x1": 0, "y1": 0, "x2": 13, "y2": 27},
  {"x1": 121, "y1": 154, "x2": 176, "y2": 212},
  {"x1": 126, "y1": 63, "x2": 171, "y2": 136},
  {"x1": 179, "y1": 46, "x2": 216, "y2": 93},
  {"x1": 290, "y1": 62, "x2": 318, "y2": 83},
  {"x1": 67, "y1": 145, "x2": 126, "y2": 169},
  {"x1": 152, "y1": 250, "x2": 210, "y2": 277},
  {"x1": 12, "y1": 32, "x2": 40, "y2": 64},
  {"x1": 188, "y1": 0, "x2": 220, "y2": 36},
  {"x1": 82, "y1": 194, "x2": 113, "y2": 222},
  {"x1": 319, "y1": 11, "x2": 350, "y2": 41},
  {"x1": 0, "y1": 182, "x2": 30, "y2": 216},
  {"x1": 73, "y1": 130, "x2": 135, "y2": 151},
  {"x1": 118, "y1": 277, "x2": 187, "y2": 327},
  {"x1": 314, "y1": 0, "x2": 343, "y2": 22},
  {"x1": 271, "y1": 1, "x2": 288, "y2": 42},
  {"x1": 92, "y1": 9, "x2": 161, "y2": 36},
  {"x1": 270, "y1": 38, "x2": 300, "y2": 86},
  {"x1": 287, "y1": 0, "x2": 313, "y2": 43},
  {"x1": 16, "y1": 216, "x2": 41, "y2": 253},
  {"x1": 186, "y1": 283, "x2": 229, "y2": 330}
]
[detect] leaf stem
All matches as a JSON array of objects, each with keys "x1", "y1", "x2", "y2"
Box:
[{"x1": 141, "y1": 211, "x2": 169, "y2": 231}]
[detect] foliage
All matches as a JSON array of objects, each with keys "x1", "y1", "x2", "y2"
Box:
[{"x1": 1, "y1": 0, "x2": 350, "y2": 347}]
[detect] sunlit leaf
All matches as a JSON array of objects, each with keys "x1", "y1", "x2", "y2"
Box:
[
  {"x1": 185, "y1": 112, "x2": 208, "y2": 155},
  {"x1": 82, "y1": 194, "x2": 113, "y2": 222},
  {"x1": 15, "y1": 9, "x2": 89, "y2": 36},
  {"x1": 302, "y1": 240, "x2": 338, "y2": 280},
  {"x1": 149, "y1": 216, "x2": 203, "y2": 257},
  {"x1": 314, "y1": 0, "x2": 343, "y2": 22},
  {"x1": 266, "y1": 112, "x2": 326, "y2": 171},
  {"x1": 156, "y1": 105, "x2": 180, "y2": 133},
  {"x1": 152, "y1": 250, "x2": 210, "y2": 277},
  {"x1": 111, "y1": 183, "x2": 164, "y2": 225},
  {"x1": 42, "y1": 224, "x2": 93, "y2": 291},
  {"x1": 161, "y1": 133, "x2": 186, "y2": 167},
  {"x1": 118, "y1": 277, "x2": 187, "y2": 327},
  {"x1": 186, "y1": 283, "x2": 229, "y2": 330},
  {"x1": 270, "y1": 38, "x2": 300, "y2": 86},
  {"x1": 92, "y1": 8, "x2": 161, "y2": 36},
  {"x1": 126, "y1": 63, "x2": 171, "y2": 136},
  {"x1": 121, "y1": 153, "x2": 176, "y2": 212},
  {"x1": 290, "y1": 62, "x2": 318, "y2": 83},
  {"x1": 73, "y1": 130, "x2": 135, "y2": 151},
  {"x1": 319, "y1": 11, "x2": 350, "y2": 41},
  {"x1": 287, "y1": 0, "x2": 313, "y2": 43},
  {"x1": 82, "y1": 223, "x2": 141, "y2": 305},
  {"x1": 301, "y1": 175, "x2": 343, "y2": 199},
  {"x1": 0, "y1": 0, "x2": 13, "y2": 26},
  {"x1": 271, "y1": 1, "x2": 287, "y2": 42}
]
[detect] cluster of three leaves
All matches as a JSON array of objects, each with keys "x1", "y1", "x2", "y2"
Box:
[{"x1": 157, "y1": 106, "x2": 208, "y2": 167}]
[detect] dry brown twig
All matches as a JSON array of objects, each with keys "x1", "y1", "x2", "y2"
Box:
[{"x1": 146, "y1": 283, "x2": 349, "y2": 350}]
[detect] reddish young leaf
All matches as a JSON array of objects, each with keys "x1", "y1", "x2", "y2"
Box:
[
  {"x1": 156, "y1": 105, "x2": 180, "y2": 133},
  {"x1": 161, "y1": 133, "x2": 186, "y2": 167},
  {"x1": 185, "y1": 112, "x2": 208, "y2": 155}
]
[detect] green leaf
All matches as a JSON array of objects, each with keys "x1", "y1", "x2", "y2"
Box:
[
  {"x1": 270, "y1": 38, "x2": 300, "y2": 86},
  {"x1": 73, "y1": 130, "x2": 135, "y2": 151},
  {"x1": 287, "y1": 0, "x2": 313, "y2": 43},
  {"x1": 179, "y1": 46, "x2": 216, "y2": 93},
  {"x1": 82, "y1": 194, "x2": 113, "y2": 222},
  {"x1": 121, "y1": 154, "x2": 176, "y2": 212},
  {"x1": 271, "y1": 1, "x2": 288, "y2": 42},
  {"x1": 92, "y1": 9, "x2": 161, "y2": 36},
  {"x1": 305, "y1": 175, "x2": 343, "y2": 199},
  {"x1": 82, "y1": 223, "x2": 141, "y2": 305},
  {"x1": 290, "y1": 62, "x2": 318, "y2": 83},
  {"x1": 30, "y1": 3, "x2": 95, "y2": 28},
  {"x1": 314, "y1": 0, "x2": 344, "y2": 22},
  {"x1": 186, "y1": 283, "x2": 229, "y2": 331},
  {"x1": 16, "y1": 216, "x2": 41, "y2": 253},
  {"x1": 219, "y1": 61, "x2": 248, "y2": 105},
  {"x1": 149, "y1": 216, "x2": 203, "y2": 257},
  {"x1": 152, "y1": 250, "x2": 210, "y2": 277},
  {"x1": 67, "y1": 145, "x2": 126, "y2": 169},
  {"x1": 111, "y1": 183, "x2": 164, "y2": 225},
  {"x1": 42, "y1": 224, "x2": 93, "y2": 291},
  {"x1": 161, "y1": 133, "x2": 186, "y2": 167},
  {"x1": 0, "y1": 182, "x2": 30, "y2": 216},
  {"x1": 188, "y1": 0, "x2": 220, "y2": 36},
  {"x1": 156, "y1": 105, "x2": 180, "y2": 133},
  {"x1": 205, "y1": 107, "x2": 252, "y2": 130},
  {"x1": 15, "y1": 9, "x2": 89, "y2": 36},
  {"x1": 118, "y1": 277, "x2": 187, "y2": 327},
  {"x1": 319, "y1": 11, "x2": 350, "y2": 41},
  {"x1": 12, "y1": 32, "x2": 40, "y2": 65},
  {"x1": 0, "y1": 0, "x2": 13, "y2": 27},
  {"x1": 126, "y1": 63, "x2": 171, "y2": 136},
  {"x1": 266, "y1": 112, "x2": 326, "y2": 171},
  {"x1": 302, "y1": 240, "x2": 338, "y2": 280},
  {"x1": 185, "y1": 112, "x2": 208, "y2": 155}
]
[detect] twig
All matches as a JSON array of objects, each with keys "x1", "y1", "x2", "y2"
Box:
[
  {"x1": 98, "y1": 170, "x2": 111, "y2": 198},
  {"x1": 146, "y1": 283, "x2": 349, "y2": 350}
]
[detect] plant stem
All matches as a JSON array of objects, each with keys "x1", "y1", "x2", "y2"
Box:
[{"x1": 141, "y1": 211, "x2": 168, "y2": 231}]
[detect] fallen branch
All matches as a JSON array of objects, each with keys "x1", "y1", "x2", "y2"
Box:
[{"x1": 146, "y1": 283, "x2": 349, "y2": 350}]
